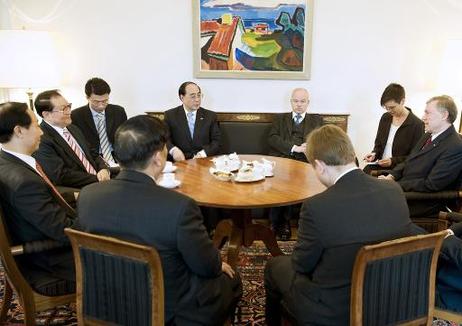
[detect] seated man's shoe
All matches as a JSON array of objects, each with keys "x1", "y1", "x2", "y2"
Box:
[
  {"x1": 279, "y1": 223, "x2": 291, "y2": 241},
  {"x1": 270, "y1": 224, "x2": 283, "y2": 241}
]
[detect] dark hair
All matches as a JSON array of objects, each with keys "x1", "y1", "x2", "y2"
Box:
[
  {"x1": 178, "y1": 81, "x2": 201, "y2": 99},
  {"x1": 34, "y1": 89, "x2": 62, "y2": 117},
  {"x1": 85, "y1": 77, "x2": 111, "y2": 97},
  {"x1": 306, "y1": 125, "x2": 356, "y2": 166},
  {"x1": 427, "y1": 95, "x2": 458, "y2": 124},
  {"x1": 380, "y1": 83, "x2": 405, "y2": 106},
  {"x1": 0, "y1": 102, "x2": 31, "y2": 143},
  {"x1": 114, "y1": 115, "x2": 168, "y2": 170}
]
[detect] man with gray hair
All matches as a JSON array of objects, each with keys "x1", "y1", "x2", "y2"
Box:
[{"x1": 380, "y1": 95, "x2": 462, "y2": 217}]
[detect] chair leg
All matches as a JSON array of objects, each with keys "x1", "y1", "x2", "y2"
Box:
[
  {"x1": 0, "y1": 279, "x2": 12, "y2": 322},
  {"x1": 19, "y1": 295, "x2": 36, "y2": 326}
]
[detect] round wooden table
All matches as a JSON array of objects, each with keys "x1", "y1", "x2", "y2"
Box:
[{"x1": 172, "y1": 154, "x2": 325, "y2": 268}]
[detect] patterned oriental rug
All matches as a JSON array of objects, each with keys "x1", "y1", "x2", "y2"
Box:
[{"x1": 0, "y1": 241, "x2": 457, "y2": 326}]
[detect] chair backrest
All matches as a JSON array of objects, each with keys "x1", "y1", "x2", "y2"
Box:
[
  {"x1": 350, "y1": 231, "x2": 447, "y2": 326},
  {"x1": 0, "y1": 202, "x2": 36, "y2": 299},
  {"x1": 65, "y1": 228, "x2": 164, "y2": 326}
]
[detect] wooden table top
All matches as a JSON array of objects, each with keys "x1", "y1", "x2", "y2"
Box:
[{"x1": 171, "y1": 155, "x2": 326, "y2": 209}]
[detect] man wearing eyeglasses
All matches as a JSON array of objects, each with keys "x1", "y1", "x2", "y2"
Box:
[
  {"x1": 268, "y1": 88, "x2": 323, "y2": 240},
  {"x1": 164, "y1": 81, "x2": 221, "y2": 161},
  {"x1": 71, "y1": 78, "x2": 127, "y2": 166},
  {"x1": 33, "y1": 90, "x2": 110, "y2": 189}
]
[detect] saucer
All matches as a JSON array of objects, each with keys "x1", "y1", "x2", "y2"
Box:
[
  {"x1": 158, "y1": 179, "x2": 181, "y2": 189},
  {"x1": 162, "y1": 165, "x2": 177, "y2": 173}
]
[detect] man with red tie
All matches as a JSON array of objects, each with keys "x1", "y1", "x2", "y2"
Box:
[
  {"x1": 379, "y1": 95, "x2": 462, "y2": 217},
  {"x1": 0, "y1": 102, "x2": 76, "y2": 293},
  {"x1": 33, "y1": 90, "x2": 110, "y2": 189}
]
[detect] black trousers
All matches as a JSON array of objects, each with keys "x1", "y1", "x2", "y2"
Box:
[{"x1": 264, "y1": 256, "x2": 297, "y2": 326}]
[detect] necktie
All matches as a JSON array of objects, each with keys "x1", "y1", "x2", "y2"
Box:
[
  {"x1": 422, "y1": 136, "x2": 432, "y2": 150},
  {"x1": 36, "y1": 162, "x2": 75, "y2": 213},
  {"x1": 96, "y1": 113, "x2": 114, "y2": 164},
  {"x1": 294, "y1": 113, "x2": 302, "y2": 125},
  {"x1": 62, "y1": 129, "x2": 97, "y2": 175},
  {"x1": 187, "y1": 111, "x2": 195, "y2": 138}
]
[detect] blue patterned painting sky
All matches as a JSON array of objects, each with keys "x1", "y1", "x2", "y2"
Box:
[{"x1": 200, "y1": 0, "x2": 306, "y2": 30}]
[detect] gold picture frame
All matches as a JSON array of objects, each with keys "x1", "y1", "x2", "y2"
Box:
[{"x1": 192, "y1": 0, "x2": 314, "y2": 80}]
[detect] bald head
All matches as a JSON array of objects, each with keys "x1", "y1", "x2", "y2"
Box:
[{"x1": 290, "y1": 88, "x2": 310, "y2": 114}]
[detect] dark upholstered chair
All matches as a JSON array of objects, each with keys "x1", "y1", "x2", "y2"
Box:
[
  {"x1": 350, "y1": 231, "x2": 447, "y2": 326},
  {"x1": 0, "y1": 203, "x2": 75, "y2": 326},
  {"x1": 220, "y1": 120, "x2": 272, "y2": 154},
  {"x1": 432, "y1": 211, "x2": 462, "y2": 323},
  {"x1": 65, "y1": 228, "x2": 164, "y2": 326}
]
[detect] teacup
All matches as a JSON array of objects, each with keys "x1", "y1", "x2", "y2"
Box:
[
  {"x1": 262, "y1": 159, "x2": 275, "y2": 176},
  {"x1": 163, "y1": 161, "x2": 174, "y2": 173},
  {"x1": 161, "y1": 173, "x2": 177, "y2": 185}
]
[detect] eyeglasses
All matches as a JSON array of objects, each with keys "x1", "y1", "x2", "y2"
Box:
[
  {"x1": 187, "y1": 93, "x2": 203, "y2": 100},
  {"x1": 52, "y1": 103, "x2": 72, "y2": 113}
]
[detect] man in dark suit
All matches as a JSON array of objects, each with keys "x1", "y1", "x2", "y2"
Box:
[
  {"x1": 436, "y1": 222, "x2": 462, "y2": 313},
  {"x1": 0, "y1": 102, "x2": 76, "y2": 292},
  {"x1": 77, "y1": 115, "x2": 242, "y2": 325},
  {"x1": 33, "y1": 90, "x2": 110, "y2": 189},
  {"x1": 380, "y1": 95, "x2": 462, "y2": 217},
  {"x1": 71, "y1": 78, "x2": 127, "y2": 166},
  {"x1": 264, "y1": 125, "x2": 420, "y2": 325},
  {"x1": 268, "y1": 88, "x2": 323, "y2": 239},
  {"x1": 164, "y1": 82, "x2": 221, "y2": 161}
]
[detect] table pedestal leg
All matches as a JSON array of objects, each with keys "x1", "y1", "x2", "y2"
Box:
[{"x1": 213, "y1": 209, "x2": 284, "y2": 269}]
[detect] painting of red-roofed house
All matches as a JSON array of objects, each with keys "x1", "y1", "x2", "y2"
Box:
[{"x1": 193, "y1": 0, "x2": 313, "y2": 79}]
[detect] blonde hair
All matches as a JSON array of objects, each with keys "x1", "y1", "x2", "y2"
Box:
[{"x1": 306, "y1": 125, "x2": 356, "y2": 166}]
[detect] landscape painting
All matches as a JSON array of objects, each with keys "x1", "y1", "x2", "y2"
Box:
[{"x1": 193, "y1": 0, "x2": 314, "y2": 79}]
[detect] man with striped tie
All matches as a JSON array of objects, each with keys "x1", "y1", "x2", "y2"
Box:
[
  {"x1": 71, "y1": 78, "x2": 127, "y2": 166},
  {"x1": 33, "y1": 90, "x2": 110, "y2": 189},
  {"x1": 0, "y1": 101, "x2": 76, "y2": 293}
]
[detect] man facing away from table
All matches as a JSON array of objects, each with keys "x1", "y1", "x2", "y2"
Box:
[
  {"x1": 264, "y1": 125, "x2": 422, "y2": 325},
  {"x1": 267, "y1": 88, "x2": 323, "y2": 240},
  {"x1": 77, "y1": 115, "x2": 242, "y2": 325},
  {"x1": 164, "y1": 81, "x2": 221, "y2": 162}
]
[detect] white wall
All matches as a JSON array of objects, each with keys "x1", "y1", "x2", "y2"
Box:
[{"x1": 1, "y1": 0, "x2": 462, "y2": 157}]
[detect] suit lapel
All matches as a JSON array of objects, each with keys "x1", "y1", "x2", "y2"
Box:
[
  {"x1": 0, "y1": 150, "x2": 39, "y2": 176},
  {"x1": 176, "y1": 106, "x2": 193, "y2": 142},
  {"x1": 193, "y1": 108, "x2": 205, "y2": 143},
  {"x1": 408, "y1": 127, "x2": 454, "y2": 160},
  {"x1": 82, "y1": 105, "x2": 98, "y2": 140},
  {"x1": 104, "y1": 105, "x2": 115, "y2": 138},
  {"x1": 284, "y1": 113, "x2": 293, "y2": 136},
  {"x1": 0, "y1": 151, "x2": 75, "y2": 214},
  {"x1": 302, "y1": 114, "x2": 311, "y2": 135},
  {"x1": 42, "y1": 122, "x2": 87, "y2": 170}
]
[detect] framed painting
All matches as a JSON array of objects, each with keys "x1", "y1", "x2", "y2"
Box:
[{"x1": 193, "y1": 0, "x2": 314, "y2": 80}]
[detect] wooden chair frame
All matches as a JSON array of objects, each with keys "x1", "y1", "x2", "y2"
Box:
[
  {"x1": 350, "y1": 231, "x2": 447, "y2": 326},
  {"x1": 65, "y1": 228, "x2": 164, "y2": 326},
  {"x1": 0, "y1": 205, "x2": 75, "y2": 325}
]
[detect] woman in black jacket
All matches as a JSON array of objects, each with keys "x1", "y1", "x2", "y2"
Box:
[{"x1": 364, "y1": 83, "x2": 424, "y2": 172}]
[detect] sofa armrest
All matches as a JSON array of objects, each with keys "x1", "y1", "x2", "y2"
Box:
[{"x1": 404, "y1": 190, "x2": 462, "y2": 201}]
